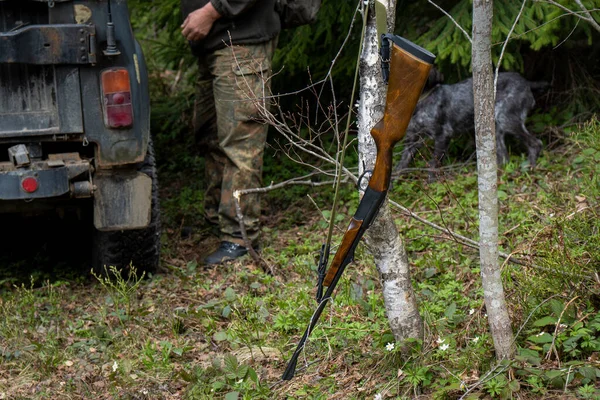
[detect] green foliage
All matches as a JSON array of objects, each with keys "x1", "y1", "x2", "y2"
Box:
[
  {"x1": 273, "y1": 0, "x2": 358, "y2": 98},
  {"x1": 416, "y1": 0, "x2": 600, "y2": 75},
  {"x1": 128, "y1": 0, "x2": 198, "y2": 167},
  {"x1": 183, "y1": 354, "x2": 268, "y2": 399},
  {"x1": 483, "y1": 374, "x2": 508, "y2": 397}
]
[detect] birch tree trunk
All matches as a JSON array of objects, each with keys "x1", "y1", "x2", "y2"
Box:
[
  {"x1": 358, "y1": 0, "x2": 423, "y2": 345},
  {"x1": 472, "y1": 0, "x2": 515, "y2": 360}
]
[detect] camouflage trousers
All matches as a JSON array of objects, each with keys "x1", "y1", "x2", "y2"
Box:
[{"x1": 193, "y1": 40, "x2": 276, "y2": 245}]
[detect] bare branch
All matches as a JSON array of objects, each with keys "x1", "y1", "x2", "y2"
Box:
[
  {"x1": 494, "y1": 0, "x2": 528, "y2": 94},
  {"x1": 573, "y1": 0, "x2": 600, "y2": 33},
  {"x1": 427, "y1": 0, "x2": 472, "y2": 43},
  {"x1": 234, "y1": 173, "x2": 351, "y2": 196}
]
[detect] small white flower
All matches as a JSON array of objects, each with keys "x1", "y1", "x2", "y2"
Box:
[
  {"x1": 112, "y1": 361, "x2": 118, "y2": 372},
  {"x1": 560, "y1": 323, "x2": 567, "y2": 329},
  {"x1": 374, "y1": 393, "x2": 383, "y2": 400},
  {"x1": 473, "y1": 336, "x2": 480, "y2": 343},
  {"x1": 460, "y1": 382, "x2": 467, "y2": 391},
  {"x1": 469, "y1": 309, "x2": 475, "y2": 315},
  {"x1": 535, "y1": 331, "x2": 545, "y2": 337},
  {"x1": 440, "y1": 343, "x2": 450, "y2": 351},
  {"x1": 484, "y1": 313, "x2": 488, "y2": 318},
  {"x1": 436, "y1": 337, "x2": 445, "y2": 344},
  {"x1": 385, "y1": 342, "x2": 395, "y2": 351}
]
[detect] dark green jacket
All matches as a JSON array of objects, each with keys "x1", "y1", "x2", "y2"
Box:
[{"x1": 181, "y1": 0, "x2": 281, "y2": 55}]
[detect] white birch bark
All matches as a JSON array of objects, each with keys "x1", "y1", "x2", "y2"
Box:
[
  {"x1": 358, "y1": 0, "x2": 423, "y2": 344},
  {"x1": 472, "y1": 0, "x2": 515, "y2": 359}
]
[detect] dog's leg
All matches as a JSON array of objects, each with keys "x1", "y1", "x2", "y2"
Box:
[
  {"x1": 495, "y1": 127, "x2": 510, "y2": 166},
  {"x1": 397, "y1": 133, "x2": 425, "y2": 171},
  {"x1": 515, "y1": 122, "x2": 543, "y2": 167},
  {"x1": 428, "y1": 133, "x2": 451, "y2": 181}
]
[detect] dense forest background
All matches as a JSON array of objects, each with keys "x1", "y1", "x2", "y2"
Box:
[{"x1": 128, "y1": 0, "x2": 600, "y2": 173}]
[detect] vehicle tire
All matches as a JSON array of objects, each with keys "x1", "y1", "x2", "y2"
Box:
[{"x1": 92, "y1": 140, "x2": 161, "y2": 276}]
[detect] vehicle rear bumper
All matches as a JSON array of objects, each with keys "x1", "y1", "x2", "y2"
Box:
[
  {"x1": 0, "y1": 156, "x2": 152, "y2": 231},
  {"x1": 0, "y1": 155, "x2": 92, "y2": 200}
]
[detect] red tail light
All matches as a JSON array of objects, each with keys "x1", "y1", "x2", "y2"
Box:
[
  {"x1": 22, "y1": 177, "x2": 39, "y2": 193},
  {"x1": 101, "y1": 68, "x2": 134, "y2": 129}
]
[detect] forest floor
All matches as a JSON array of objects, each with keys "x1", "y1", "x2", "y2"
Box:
[{"x1": 1, "y1": 119, "x2": 600, "y2": 399}]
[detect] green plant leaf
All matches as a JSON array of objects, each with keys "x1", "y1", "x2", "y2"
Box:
[
  {"x1": 247, "y1": 367, "x2": 258, "y2": 384},
  {"x1": 444, "y1": 302, "x2": 457, "y2": 319},
  {"x1": 224, "y1": 354, "x2": 238, "y2": 373},
  {"x1": 533, "y1": 316, "x2": 557, "y2": 327},
  {"x1": 224, "y1": 287, "x2": 236, "y2": 302},
  {"x1": 508, "y1": 379, "x2": 521, "y2": 392},
  {"x1": 225, "y1": 391, "x2": 240, "y2": 400},
  {"x1": 237, "y1": 363, "x2": 249, "y2": 379},
  {"x1": 578, "y1": 366, "x2": 597, "y2": 381},
  {"x1": 544, "y1": 369, "x2": 563, "y2": 380},
  {"x1": 172, "y1": 347, "x2": 184, "y2": 356},
  {"x1": 222, "y1": 305, "x2": 232, "y2": 318},
  {"x1": 527, "y1": 332, "x2": 553, "y2": 343}
]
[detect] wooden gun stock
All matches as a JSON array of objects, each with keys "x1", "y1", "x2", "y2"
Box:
[
  {"x1": 322, "y1": 41, "x2": 433, "y2": 287},
  {"x1": 282, "y1": 35, "x2": 435, "y2": 381}
]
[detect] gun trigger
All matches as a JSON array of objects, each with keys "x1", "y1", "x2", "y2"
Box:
[{"x1": 357, "y1": 168, "x2": 373, "y2": 191}]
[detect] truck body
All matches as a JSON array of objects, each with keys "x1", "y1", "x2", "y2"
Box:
[{"x1": 0, "y1": 0, "x2": 160, "y2": 272}]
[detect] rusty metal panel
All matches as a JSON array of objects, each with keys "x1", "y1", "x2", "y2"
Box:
[
  {"x1": 0, "y1": 63, "x2": 59, "y2": 134},
  {"x1": 0, "y1": 65, "x2": 83, "y2": 136},
  {"x1": 0, "y1": 24, "x2": 96, "y2": 65},
  {"x1": 94, "y1": 171, "x2": 152, "y2": 231}
]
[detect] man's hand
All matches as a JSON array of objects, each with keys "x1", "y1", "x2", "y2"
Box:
[{"x1": 181, "y1": 2, "x2": 221, "y2": 42}]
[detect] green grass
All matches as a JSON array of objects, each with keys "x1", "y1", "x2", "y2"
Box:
[{"x1": 1, "y1": 118, "x2": 600, "y2": 399}]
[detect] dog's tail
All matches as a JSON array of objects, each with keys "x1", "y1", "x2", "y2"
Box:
[{"x1": 528, "y1": 80, "x2": 551, "y2": 93}]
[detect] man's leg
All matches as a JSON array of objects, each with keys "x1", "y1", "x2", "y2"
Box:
[
  {"x1": 207, "y1": 40, "x2": 275, "y2": 255},
  {"x1": 193, "y1": 60, "x2": 221, "y2": 227}
]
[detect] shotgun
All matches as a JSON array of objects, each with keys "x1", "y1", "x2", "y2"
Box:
[{"x1": 281, "y1": 34, "x2": 435, "y2": 381}]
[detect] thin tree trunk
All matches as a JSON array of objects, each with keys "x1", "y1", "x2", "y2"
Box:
[
  {"x1": 358, "y1": 0, "x2": 423, "y2": 345},
  {"x1": 472, "y1": 0, "x2": 515, "y2": 359}
]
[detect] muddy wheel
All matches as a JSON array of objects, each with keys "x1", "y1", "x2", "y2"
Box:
[{"x1": 92, "y1": 140, "x2": 161, "y2": 276}]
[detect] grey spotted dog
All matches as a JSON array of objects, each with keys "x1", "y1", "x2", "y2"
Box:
[{"x1": 396, "y1": 72, "x2": 549, "y2": 178}]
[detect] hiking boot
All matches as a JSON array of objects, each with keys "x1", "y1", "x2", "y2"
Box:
[{"x1": 204, "y1": 241, "x2": 248, "y2": 265}]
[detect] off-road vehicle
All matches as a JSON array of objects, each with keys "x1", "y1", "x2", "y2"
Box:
[{"x1": 0, "y1": 0, "x2": 159, "y2": 273}]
